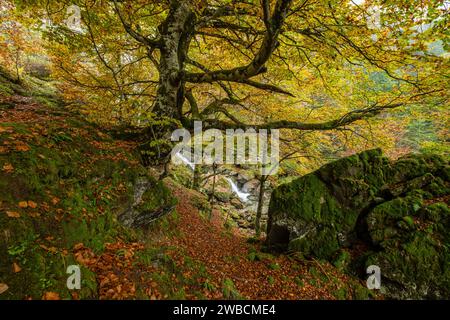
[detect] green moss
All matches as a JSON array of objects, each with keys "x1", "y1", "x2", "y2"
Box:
[
  {"x1": 271, "y1": 173, "x2": 345, "y2": 224},
  {"x1": 366, "y1": 228, "x2": 449, "y2": 299},
  {"x1": 333, "y1": 250, "x2": 351, "y2": 271},
  {"x1": 247, "y1": 247, "x2": 274, "y2": 262},
  {"x1": 422, "y1": 203, "x2": 450, "y2": 223},
  {"x1": 0, "y1": 82, "x2": 14, "y2": 96},
  {"x1": 62, "y1": 212, "x2": 120, "y2": 254},
  {"x1": 391, "y1": 153, "x2": 447, "y2": 182},
  {"x1": 214, "y1": 191, "x2": 231, "y2": 202},
  {"x1": 267, "y1": 262, "x2": 280, "y2": 270},
  {"x1": 294, "y1": 276, "x2": 304, "y2": 287},
  {"x1": 0, "y1": 223, "x2": 99, "y2": 299},
  {"x1": 270, "y1": 171, "x2": 358, "y2": 259},
  {"x1": 367, "y1": 195, "x2": 423, "y2": 245},
  {"x1": 351, "y1": 284, "x2": 374, "y2": 300},
  {"x1": 402, "y1": 216, "x2": 414, "y2": 227},
  {"x1": 425, "y1": 176, "x2": 450, "y2": 197},
  {"x1": 222, "y1": 278, "x2": 242, "y2": 299},
  {"x1": 0, "y1": 70, "x2": 23, "y2": 96},
  {"x1": 268, "y1": 148, "x2": 449, "y2": 298},
  {"x1": 169, "y1": 164, "x2": 193, "y2": 188},
  {"x1": 333, "y1": 287, "x2": 349, "y2": 300},
  {"x1": 289, "y1": 226, "x2": 340, "y2": 259},
  {"x1": 134, "y1": 179, "x2": 177, "y2": 214}
]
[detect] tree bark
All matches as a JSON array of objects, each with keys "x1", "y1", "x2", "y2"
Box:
[
  {"x1": 152, "y1": 1, "x2": 195, "y2": 120},
  {"x1": 208, "y1": 163, "x2": 217, "y2": 221},
  {"x1": 193, "y1": 164, "x2": 201, "y2": 190},
  {"x1": 255, "y1": 175, "x2": 267, "y2": 237}
]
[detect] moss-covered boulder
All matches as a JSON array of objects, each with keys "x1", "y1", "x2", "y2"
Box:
[
  {"x1": 364, "y1": 195, "x2": 450, "y2": 299},
  {"x1": 118, "y1": 176, "x2": 177, "y2": 228},
  {"x1": 267, "y1": 148, "x2": 449, "y2": 298},
  {"x1": 267, "y1": 172, "x2": 353, "y2": 258},
  {"x1": 267, "y1": 148, "x2": 390, "y2": 258}
]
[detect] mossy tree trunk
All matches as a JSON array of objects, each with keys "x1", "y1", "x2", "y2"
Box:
[
  {"x1": 193, "y1": 164, "x2": 201, "y2": 190},
  {"x1": 255, "y1": 175, "x2": 268, "y2": 237},
  {"x1": 208, "y1": 163, "x2": 218, "y2": 220}
]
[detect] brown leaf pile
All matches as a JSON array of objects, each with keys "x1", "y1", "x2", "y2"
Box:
[{"x1": 73, "y1": 242, "x2": 149, "y2": 299}]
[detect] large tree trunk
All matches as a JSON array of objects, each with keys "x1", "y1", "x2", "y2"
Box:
[
  {"x1": 138, "y1": 2, "x2": 194, "y2": 166},
  {"x1": 152, "y1": 1, "x2": 194, "y2": 120}
]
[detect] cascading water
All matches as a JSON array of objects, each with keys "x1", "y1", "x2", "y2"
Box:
[
  {"x1": 175, "y1": 152, "x2": 195, "y2": 171},
  {"x1": 226, "y1": 177, "x2": 250, "y2": 203},
  {"x1": 174, "y1": 153, "x2": 250, "y2": 203}
]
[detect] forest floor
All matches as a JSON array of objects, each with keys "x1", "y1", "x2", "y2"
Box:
[
  {"x1": 71, "y1": 178, "x2": 368, "y2": 300},
  {"x1": 157, "y1": 182, "x2": 362, "y2": 300},
  {"x1": 0, "y1": 85, "x2": 372, "y2": 300}
]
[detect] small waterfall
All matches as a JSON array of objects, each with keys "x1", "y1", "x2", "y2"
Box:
[
  {"x1": 175, "y1": 152, "x2": 195, "y2": 171},
  {"x1": 226, "y1": 177, "x2": 250, "y2": 202},
  {"x1": 174, "y1": 154, "x2": 250, "y2": 203}
]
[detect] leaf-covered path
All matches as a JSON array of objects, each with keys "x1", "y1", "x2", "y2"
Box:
[{"x1": 160, "y1": 181, "x2": 355, "y2": 300}]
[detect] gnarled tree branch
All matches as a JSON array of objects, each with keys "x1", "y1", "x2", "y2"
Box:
[
  {"x1": 202, "y1": 102, "x2": 405, "y2": 131},
  {"x1": 185, "y1": 0, "x2": 293, "y2": 83},
  {"x1": 112, "y1": 0, "x2": 162, "y2": 48}
]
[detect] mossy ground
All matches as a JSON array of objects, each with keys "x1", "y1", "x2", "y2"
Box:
[{"x1": 0, "y1": 88, "x2": 188, "y2": 299}]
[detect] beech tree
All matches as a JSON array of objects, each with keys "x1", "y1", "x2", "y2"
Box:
[{"x1": 16, "y1": 0, "x2": 448, "y2": 141}]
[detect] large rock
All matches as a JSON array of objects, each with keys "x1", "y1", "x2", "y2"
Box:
[
  {"x1": 267, "y1": 149, "x2": 450, "y2": 298},
  {"x1": 267, "y1": 149, "x2": 387, "y2": 256},
  {"x1": 119, "y1": 175, "x2": 177, "y2": 228},
  {"x1": 364, "y1": 197, "x2": 450, "y2": 299}
]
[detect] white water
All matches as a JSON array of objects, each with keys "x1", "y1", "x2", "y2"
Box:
[
  {"x1": 174, "y1": 153, "x2": 250, "y2": 202},
  {"x1": 226, "y1": 177, "x2": 250, "y2": 203},
  {"x1": 175, "y1": 152, "x2": 195, "y2": 171}
]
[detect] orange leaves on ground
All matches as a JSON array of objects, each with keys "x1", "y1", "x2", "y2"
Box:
[
  {"x1": 14, "y1": 142, "x2": 30, "y2": 152},
  {"x1": 27, "y1": 200, "x2": 37, "y2": 208},
  {"x1": 0, "y1": 126, "x2": 13, "y2": 134},
  {"x1": 73, "y1": 243, "x2": 96, "y2": 265},
  {"x1": 28, "y1": 211, "x2": 40, "y2": 218},
  {"x1": 73, "y1": 242, "x2": 144, "y2": 299},
  {"x1": 2, "y1": 163, "x2": 14, "y2": 173},
  {"x1": 19, "y1": 200, "x2": 37, "y2": 209},
  {"x1": 16, "y1": 200, "x2": 39, "y2": 216},
  {"x1": 164, "y1": 184, "x2": 347, "y2": 300},
  {"x1": 0, "y1": 283, "x2": 8, "y2": 295},
  {"x1": 54, "y1": 208, "x2": 65, "y2": 221},
  {"x1": 73, "y1": 242, "x2": 84, "y2": 251},
  {"x1": 39, "y1": 244, "x2": 58, "y2": 254},
  {"x1": 13, "y1": 262, "x2": 21, "y2": 273},
  {"x1": 18, "y1": 201, "x2": 28, "y2": 208},
  {"x1": 70, "y1": 292, "x2": 80, "y2": 300},
  {"x1": 6, "y1": 211, "x2": 20, "y2": 218},
  {"x1": 40, "y1": 202, "x2": 50, "y2": 212},
  {"x1": 42, "y1": 292, "x2": 60, "y2": 300}
]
